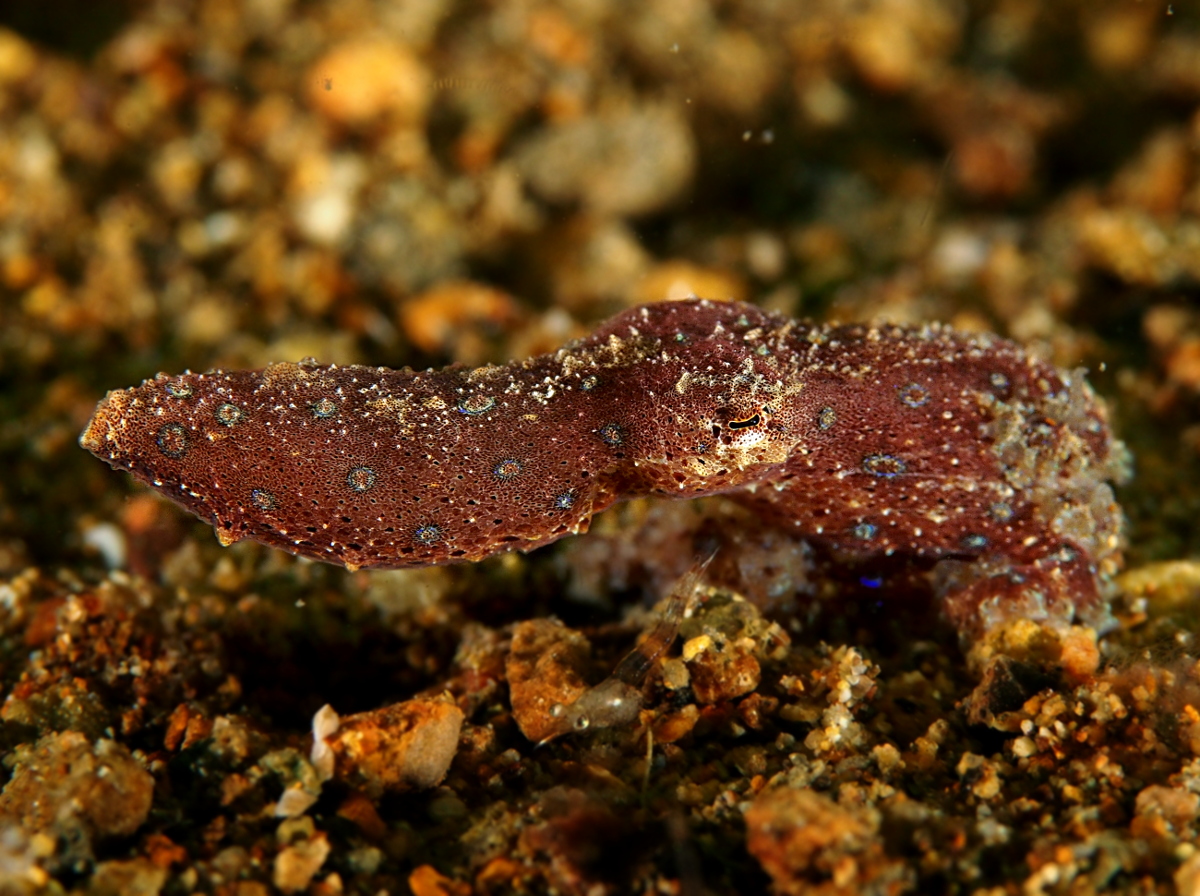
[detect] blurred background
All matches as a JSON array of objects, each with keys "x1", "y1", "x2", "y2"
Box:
[{"x1": 1, "y1": 0, "x2": 1198, "y2": 578}]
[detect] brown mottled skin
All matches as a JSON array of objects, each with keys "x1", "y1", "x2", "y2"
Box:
[{"x1": 80, "y1": 299, "x2": 1128, "y2": 636}]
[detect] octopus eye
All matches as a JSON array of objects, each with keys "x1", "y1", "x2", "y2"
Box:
[{"x1": 727, "y1": 412, "x2": 761, "y2": 430}]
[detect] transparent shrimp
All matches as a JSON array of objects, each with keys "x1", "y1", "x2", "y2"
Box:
[{"x1": 539, "y1": 550, "x2": 717, "y2": 744}]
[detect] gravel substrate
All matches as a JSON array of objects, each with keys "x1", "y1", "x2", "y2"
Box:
[{"x1": 2, "y1": 1, "x2": 1200, "y2": 894}]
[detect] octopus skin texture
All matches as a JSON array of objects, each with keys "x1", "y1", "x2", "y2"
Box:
[{"x1": 80, "y1": 298, "x2": 1129, "y2": 638}]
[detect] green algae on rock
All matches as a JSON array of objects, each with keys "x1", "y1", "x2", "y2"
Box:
[{"x1": 80, "y1": 298, "x2": 1128, "y2": 637}]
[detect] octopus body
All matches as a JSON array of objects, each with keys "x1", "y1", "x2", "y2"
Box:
[{"x1": 81, "y1": 299, "x2": 1128, "y2": 636}]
